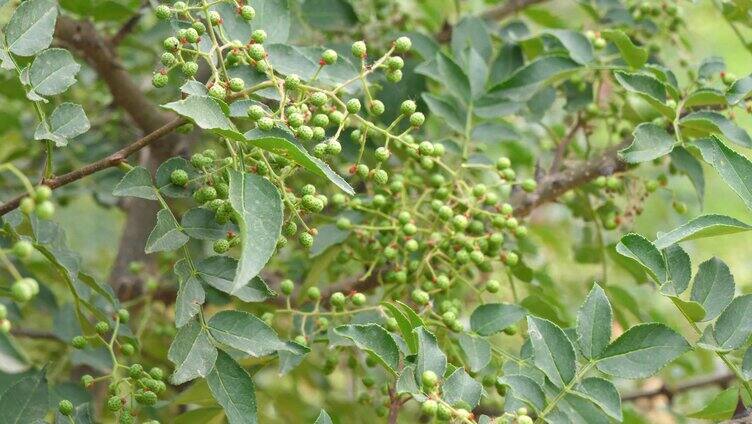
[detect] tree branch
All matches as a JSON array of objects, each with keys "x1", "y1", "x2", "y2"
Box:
[
  {"x1": 621, "y1": 371, "x2": 734, "y2": 402},
  {"x1": 481, "y1": 0, "x2": 550, "y2": 20},
  {"x1": 0, "y1": 118, "x2": 186, "y2": 217}
]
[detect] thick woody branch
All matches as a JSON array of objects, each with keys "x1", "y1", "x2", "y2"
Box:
[{"x1": 0, "y1": 118, "x2": 186, "y2": 216}]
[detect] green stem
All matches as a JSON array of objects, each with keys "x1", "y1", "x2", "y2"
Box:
[{"x1": 535, "y1": 361, "x2": 595, "y2": 423}]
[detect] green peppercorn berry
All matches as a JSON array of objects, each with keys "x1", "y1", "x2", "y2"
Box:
[
  {"x1": 179, "y1": 61, "x2": 197, "y2": 77},
  {"x1": 330, "y1": 291, "x2": 346, "y2": 308},
  {"x1": 212, "y1": 239, "x2": 229, "y2": 254},
  {"x1": 155, "y1": 4, "x2": 171, "y2": 20},
  {"x1": 11, "y1": 280, "x2": 33, "y2": 302},
  {"x1": 299, "y1": 232, "x2": 314, "y2": 248},
  {"x1": 251, "y1": 29, "x2": 267, "y2": 44},
  {"x1": 410, "y1": 112, "x2": 425, "y2": 127},
  {"x1": 169, "y1": 169, "x2": 188, "y2": 187},
  {"x1": 673, "y1": 201, "x2": 688, "y2": 214},
  {"x1": 421, "y1": 370, "x2": 438, "y2": 390},
  {"x1": 336, "y1": 217, "x2": 351, "y2": 230},
  {"x1": 160, "y1": 52, "x2": 177, "y2": 67},
  {"x1": 418, "y1": 140, "x2": 434, "y2": 156},
  {"x1": 121, "y1": 343, "x2": 135, "y2": 356},
  {"x1": 249, "y1": 44, "x2": 266, "y2": 61},
  {"x1": 0, "y1": 305, "x2": 6, "y2": 321},
  {"x1": 311, "y1": 113, "x2": 329, "y2": 127},
  {"x1": 386, "y1": 69, "x2": 402, "y2": 83},
  {"x1": 81, "y1": 374, "x2": 94, "y2": 387},
  {"x1": 355, "y1": 163, "x2": 369, "y2": 178},
  {"x1": 370, "y1": 100, "x2": 385, "y2": 116},
  {"x1": 20, "y1": 197, "x2": 35, "y2": 215},
  {"x1": 306, "y1": 286, "x2": 321, "y2": 301},
  {"x1": 605, "y1": 176, "x2": 620, "y2": 190},
  {"x1": 129, "y1": 364, "x2": 144, "y2": 378},
  {"x1": 329, "y1": 110, "x2": 345, "y2": 125},
  {"x1": 257, "y1": 116, "x2": 274, "y2": 131},
  {"x1": 386, "y1": 56, "x2": 404, "y2": 71},
  {"x1": 208, "y1": 84, "x2": 226, "y2": 99},
  {"x1": 107, "y1": 396, "x2": 122, "y2": 412},
  {"x1": 351, "y1": 292, "x2": 366, "y2": 306},
  {"x1": 59, "y1": 400, "x2": 74, "y2": 416},
  {"x1": 12, "y1": 240, "x2": 33, "y2": 259},
  {"x1": 346, "y1": 98, "x2": 361, "y2": 114},
  {"x1": 185, "y1": 27, "x2": 199, "y2": 43},
  {"x1": 151, "y1": 72, "x2": 168, "y2": 87},
  {"x1": 229, "y1": 77, "x2": 245, "y2": 92},
  {"x1": 149, "y1": 367, "x2": 164, "y2": 381},
  {"x1": 400, "y1": 100, "x2": 416, "y2": 115},
  {"x1": 71, "y1": 335, "x2": 87, "y2": 349},
  {"x1": 95, "y1": 321, "x2": 110, "y2": 335},
  {"x1": 276, "y1": 279, "x2": 293, "y2": 296},
  {"x1": 375, "y1": 147, "x2": 390, "y2": 162},
  {"x1": 421, "y1": 399, "x2": 438, "y2": 416},
  {"x1": 326, "y1": 140, "x2": 342, "y2": 155},
  {"x1": 192, "y1": 21, "x2": 206, "y2": 34},
  {"x1": 310, "y1": 91, "x2": 328, "y2": 106},
  {"x1": 240, "y1": 5, "x2": 255, "y2": 20},
  {"x1": 35, "y1": 200, "x2": 55, "y2": 219},
  {"x1": 412, "y1": 289, "x2": 429, "y2": 305},
  {"x1": 452, "y1": 214, "x2": 469, "y2": 230},
  {"x1": 163, "y1": 36, "x2": 179, "y2": 51},
  {"x1": 351, "y1": 40, "x2": 367, "y2": 58},
  {"x1": 287, "y1": 113, "x2": 304, "y2": 128},
  {"x1": 297, "y1": 125, "x2": 314, "y2": 141},
  {"x1": 208, "y1": 10, "x2": 221, "y2": 25},
  {"x1": 394, "y1": 36, "x2": 411, "y2": 53},
  {"x1": 321, "y1": 49, "x2": 338, "y2": 65},
  {"x1": 521, "y1": 178, "x2": 537, "y2": 193},
  {"x1": 517, "y1": 417, "x2": 534, "y2": 424},
  {"x1": 373, "y1": 169, "x2": 388, "y2": 185},
  {"x1": 284, "y1": 74, "x2": 301, "y2": 91},
  {"x1": 173, "y1": 1, "x2": 187, "y2": 11}
]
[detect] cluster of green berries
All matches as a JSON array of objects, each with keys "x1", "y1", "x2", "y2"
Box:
[
  {"x1": 18, "y1": 185, "x2": 55, "y2": 220},
  {"x1": 81, "y1": 362, "x2": 166, "y2": 423}
]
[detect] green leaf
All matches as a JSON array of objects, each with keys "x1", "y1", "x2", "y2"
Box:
[
  {"x1": 207, "y1": 310, "x2": 287, "y2": 357},
  {"x1": 174, "y1": 259, "x2": 205, "y2": 328},
  {"x1": 244, "y1": 128, "x2": 354, "y2": 195},
  {"x1": 727, "y1": 74, "x2": 752, "y2": 105},
  {"x1": 301, "y1": 0, "x2": 357, "y2": 30},
  {"x1": 113, "y1": 166, "x2": 157, "y2": 200},
  {"x1": 655, "y1": 214, "x2": 752, "y2": 249},
  {"x1": 421, "y1": 93, "x2": 466, "y2": 133},
  {"x1": 691, "y1": 257, "x2": 735, "y2": 322},
  {"x1": 334, "y1": 324, "x2": 399, "y2": 374},
  {"x1": 441, "y1": 368, "x2": 482, "y2": 408},
  {"x1": 615, "y1": 233, "x2": 667, "y2": 284},
  {"x1": 670, "y1": 146, "x2": 705, "y2": 203},
  {"x1": 415, "y1": 327, "x2": 447, "y2": 380},
  {"x1": 669, "y1": 297, "x2": 706, "y2": 322},
  {"x1": 168, "y1": 317, "x2": 218, "y2": 385},
  {"x1": 0, "y1": 368, "x2": 48, "y2": 423},
  {"x1": 196, "y1": 256, "x2": 275, "y2": 303},
  {"x1": 211, "y1": 3, "x2": 252, "y2": 43},
  {"x1": 544, "y1": 30, "x2": 593, "y2": 64},
  {"x1": 34, "y1": 102, "x2": 90, "y2": 146},
  {"x1": 576, "y1": 284, "x2": 612, "y2": 359},
  {"x1": 601, "y1": 29, "x2": 648, "y2": 69},
  {"x1": 713, "y1": 294, "x2": 752, "y2": 350},
  {"x1": 687, "y1": 387, "x2": 738, "y2": 421},
  {"x1": 156, "y1": 157, "x2": 199, "y2": 198},
  {"x1": 527, "y1": 316, "x2": 576, "y2": 388},
  {"x1": 28, "y1": 48, "x2": 80, "y2": 97},
  {"x1": 5, "y1": 0, "x2": 58, "y2": 56},
  {"x1": 698, "y1": 56, "x2": 725, "y2": 79},
  {"x1": 595, "y1": 323, "x2": 690, "y2": 378},
  {"x1": 661, "y1": 244, "x2": 692, "y2": 296},
  {"x1": 145, "y1": 209, "x2": 189, "y2": 254},
  {"x1": 574, "y1": 377, "x2": 622, "y2": 421},
  {"x1": 181, "y1": 208, "x2": 233, "y2": 240},
  {"x1": 680, "y1": 111, "x2": 752, "y2": 148},
  {"x1": 207, "y1": 351, "x2": 258, "y2": 424},
  {"x1": 470, "y1": 303, "x2": 526, "y2": 336},
  {"x1": 265, "y1": 44, "x2": 358, "y2": 88},
  {"x1": 619, "y1": 123, "x2": 675, "y2": 163},
  {"x1": 162, "y1": 95, "x2": 240, "y2": 139},
  {"x1": 382, "y1": 302, "x2": 418, "y2": 354},
  {"x1": 457, "y1": 333, "x2": 491, "y2": 373},
  {"x1": 451, "y1": 16, "x2": 493, "y2": 62},
  {"x1": 685, "y1": 88, "x2": 727, "y2": 108},
  {"x1": 694, "y1": 136, "x2": 752, "y2": 211},
  {"x1": 497, "y1": 375, "x2": 545, "y2": 411},
  {"x1": 492, "y1": 55, "x2": 580, "y2": 94},
  {"x1": 743, "y1": 347, "x2": 752, "y2": 380},
  {"x1": 227, "y1": 170, "x2": 283, "y2": 297},
  {"x1": 314, "y1": 410, "x2": 333, "y2": 424},
  {"x1": 435, "y1": 51, "x2": 471, "y2": 103},
  {"x1": 614, "y1": 71, "x2": 673, "y2": 117}
]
